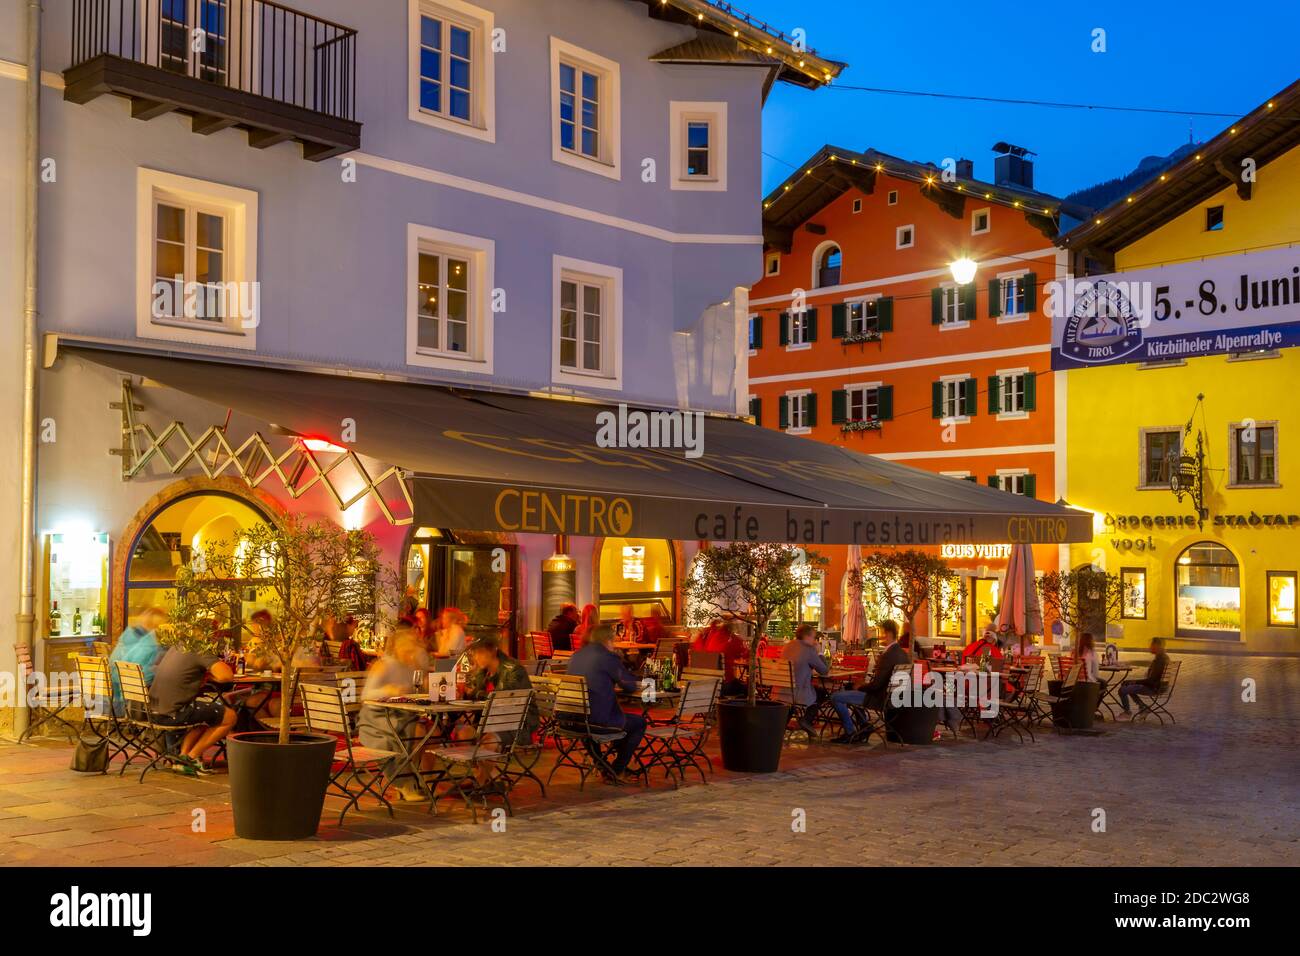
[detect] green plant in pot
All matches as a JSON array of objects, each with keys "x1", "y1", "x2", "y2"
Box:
[
  {"x1": 170, "y1": 515, "x2": 392, "y2": 840},
  {"x1": 683, "y1": 542, "x2": 826, "y2": 772}
]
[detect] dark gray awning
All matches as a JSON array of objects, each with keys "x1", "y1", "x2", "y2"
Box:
[{"x1": 64, "y1": 345, "x2": 1093, "y2": 546}]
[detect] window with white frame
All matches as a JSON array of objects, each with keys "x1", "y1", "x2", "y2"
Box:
[
  {"x1": 748, "y1": 314, "x2": 760, "y2": 351},
  {"x1": 670, "y1": 102, "x2": 727, "y2": 191},
  {"x1": 941, "y1": 285, "x2": 968, "y2": 325},
  {"x1": 1000, "y1": 273, "x2": 1028, "y2": 316},
  {"x1": 887, "y1": 190, "x2": 898, "y2": 205},
  {"x1": 972, "y1": 207, "x2": 990, "y2": 235},
  {"x1": 995, "y1": 471, "x2": 1032, "y2": 496},
  {"x1": 940, "y1": 378, "x2": 973, "y2": 419},
  {"x1": 846, "y1": 385, "x2": 880, "y2": 422},
  {"x1": 847, "y1": 298, "x2": 880, "y2": 335},
  {"x1": 789, "y1": 311, "x2": 810, "y2": 346},
  {"x1": 852, "y1": 198, "x2": 863, "y2": 213},
  {"x1": 997, "y1": 370, "x2": 1029, "y2": 415},
  {"x1": 406, "y1": 224, "x2": 494, "y2": 372},
  {"x1": 787, "y1": 392, "x2": 812, "y2": 430},
  {"x1": 896, "y1": 224, "x2": 914, "y2": 249},
  {"x1": 136, "y1": 168, "x2": 257, "y2": 349},
  {"x1": 551, "y1": 38, "x2": 620, "y2": 179},
  {"x1": 409, "y1": 0, "x2": 495, "y2": 141},
  {"x1": 553, "y1": 257, "x2": 622, "y2": 388}
]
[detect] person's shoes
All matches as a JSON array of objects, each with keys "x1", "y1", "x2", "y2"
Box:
[
  {"x1": 828, "y1": 733, "x2": 854, "y2": 744},
  {"x1": 395, "y1": 784, "x2": 429, "y2": 802},
  {"x1": 932, "y1": 728, "x2": 944, "y2": 741},
  {"x1": 171, "y1": 755, "x2": 199, "y2": 777},
  {"x1": 797, "y1": 717, "x2": 817, "y2": 737}
]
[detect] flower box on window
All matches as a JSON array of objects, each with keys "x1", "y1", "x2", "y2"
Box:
[
  {"x1": 841, "y1": 329, "x2": 882, "y2": 345},
  {"x1": 841, "y1": 418, "x2": 883, "y2": 434}
]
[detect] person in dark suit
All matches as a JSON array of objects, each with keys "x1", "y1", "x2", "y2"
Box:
[
  {"x1": 829, "y1": 619, "x2": 910, "y2": 742},
  {"x1": 565, "y1": 624, "x2": 645, "y2": 780},
  {"x1": 547, "y1": 603, "x2": 579, "y2": 652}
]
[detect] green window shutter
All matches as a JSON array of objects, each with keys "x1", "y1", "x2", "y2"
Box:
[
  {"x1": 779, "y1": 312, "x2": 790, "y2": 346},
  {"x1": 963, "y1": 282, "x2": 978, "y2": 319},
  {"x1": 778, "y1": 395, "x2": 789, "y2": 429},
  {"x1": 806, "y1": 392, "x2": 818, "y2": 427},
  {"x1": 987, "y1": 475, "x2": 1000, "y2": 489},
  {"x1": 749, "y1": 396, "x2": 761, "y2": 424},
  {"x1": 962, "y1": 378, "x2": 977, "y2": 417},
  {"x1": 931, "y1": 381, "x2": 943, "y2": 418},
  {"x1": 987, "y1": 375, "x2": 1001, "y2": 415},
  {"x1": 1023, "y1": 273, "x2": 1038, "y2": 312},
  {"x1": 1024, "y1": 473, "x2": 1037, "y2": 499},
  {"x1": 931, "y1": 287, "x2": 944, "y2": 325},
  {"x1": 751, "y1": 315, "x2": 763, "y2": 350},
  {"x1": 1024, "y1": 371, "x2": 1037, "y2": 411},
  {"x1": 806, "y1": 308, "x2": 818, "y2": 342},
  {"x1": 877, "y1": 297, "x2": 894, "y2": 332},
  {"x1": 878, "y1": 385, "x2": 894, "y2": 421},
  {"x1": 964, "y1": 475, "x2": 977, "y2": 482},
  {"x1": 831, "y1": 389, "x2": 847, "y2": 424},
  {"x1": 988, "y1": 278, "x2": 1002, "y2": 318},
  {"x1": 831, "y1": 303, "x2": 847, "y2": 338}
]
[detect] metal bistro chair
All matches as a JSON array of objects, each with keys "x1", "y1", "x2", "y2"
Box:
[
  {"x1": 1133, "y1": 660, "x2": 1181, "y2": 725},
  {"x1": 299, "y1": 681, "x2": 397, "y2": 825},
  {"x1": 14, "y1": 643, "x2": 78, "y2": 743},
  {"x1": 518, "y1": 659, "x2": 550, "y2": 677},
  {"x1": 424, "y1": 688, "x2": 536, "y2": 822},
  {"x1": 988, "y1": 662, "x2": 1043, "y2": 743},
  {"x1": 1034, "y1": 660, "x2": 1083, "y2": 732},
  {"x1": 549, "y1": 649, "x2": 573, "y2": 674},
  {"x1": 548, "y1": 674, "x2": 630, "y2": 789},
  {"x1": 113, "y1": 660, "x2": 207, "y2": 782},
  {"x1": 641, "y1": 677, "x2": 720, "y2": 787},
  {"x1": 844, "y1": 663, "x2": 910, "y2": 747},
  {"x1": 757, "y1": 657, "x2": 815, "y2": 741},
  {"x1": 71, "y1": 654, "x2": 130, "y2": 768}
]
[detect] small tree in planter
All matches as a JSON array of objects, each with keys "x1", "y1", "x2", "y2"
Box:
[
  {"x1": 171, "y1": 514, "x2": 391, "y2": 744},
  {"x1": 1036, "y1": 567, "x2": 1126, "y2": 647},
  {"x1": 682, "y1": 542, "x2": 827, "y2": 706},
  {"x1": 850, "y1": 549, "x2": 960, "y2": 641}
]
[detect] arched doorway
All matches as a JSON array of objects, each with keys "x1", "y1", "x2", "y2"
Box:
[
  {"x1": 1175, "y1": 541, "x2": 1241, "y2": 638},
  {"x1": 121, "y1": 488, "x2": 274, "y2": 642},
  {"x1": 596, "y1": 537, "x2": 676, "y2": 621}
]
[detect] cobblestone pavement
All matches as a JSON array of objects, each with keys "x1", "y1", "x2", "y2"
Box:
[{"x1": 1, "y1": 654, "x2": 1296, "y2": 867}]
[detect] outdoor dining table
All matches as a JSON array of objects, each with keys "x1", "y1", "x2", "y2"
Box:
[
  {"x1": 223, "y1": 671, "x2": 283, "y2": 725},
  {"x1": 369, "y1": 697, "x2": 488, "y2": 803},
  {"x1": 1097, "y1": 664, "x2": 1133, "y2": 719},
  {"x1": 617, "y1": 685, "x2": 682, "y2": 722}
]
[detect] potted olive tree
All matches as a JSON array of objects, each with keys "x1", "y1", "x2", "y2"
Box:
[
  {"x1": 173, "y1": 515, "x2": 389, "y2": 839},
  {"x1": 852, "y1": 548, "x2": 960, "y2": 642},
  {"x1": 683, "y1": 543, "x2": 827, "y2": 773},
  {"x1": 1035, "y1": 567, "x2": 1126, "y2": 728}
]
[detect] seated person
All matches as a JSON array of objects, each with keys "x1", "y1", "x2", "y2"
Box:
[
  {"x1": 961, "y1": 629, "x2": 1003, "y2": 667},
  {"x1": 109, "y1": 606, "x2": 166, "y2": 715},
  {"x1": 148, "y1": 645, "x2": 236, "y2": 776},
  {"x1": 547, "y1": 603, "x2": 579, "y2": 653},
  {"x1": 1075, "y1": 632, "x2": 1106, "y2": 695},
  {"x1": 331, "y1": 620, "x2": 368, "y2": 672},
  {"x1": 565, "y1": 624, "x2": 644, "y2": 781},
  {"x1": 1118, "y1": 638, "x2": 1171, "y2": 718},
  {"x1": 434, "y1": 607, "x2": 468, "y2": 658},
  {"x1": 782, "y1": 624, "x2": 829, "y2": 736},
  {"x1": 719, "y1": 623, "x2": 749, "y2": 698},
  {"x1": 463, "y1": 634, "x2": 537, "y2": 751},
  {"x1": 830, "y1": 620, "x2": 909, "y2": 742},
  {"x1": 355, "y1": 627, "x2": 431, "y2": 801}
]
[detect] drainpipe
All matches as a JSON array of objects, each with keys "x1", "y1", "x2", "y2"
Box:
[{"x1": 13, "y1": 0, "x2": 42, "y2": 740}]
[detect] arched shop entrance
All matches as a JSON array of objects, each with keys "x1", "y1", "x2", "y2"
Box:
[
  {"x1": 1175, "y1": 541, "x2": 1241, "y2": 639},
  {"x1": 404, "y1": 528, "x2": 519, "y2": 646},
  {"x1": 120, "y1": 487, "x2": 275, "y2": 644},
  {"x1": 595, "y1": 537, "x2": 677, "y2": 621}
]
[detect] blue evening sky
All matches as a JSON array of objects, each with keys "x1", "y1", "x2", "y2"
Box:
[{"x1": 751, "y1": 0, "x2": 1300, "y2": 199}]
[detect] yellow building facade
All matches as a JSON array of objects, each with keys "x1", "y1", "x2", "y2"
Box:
[{"x1": 1061, "y1": 111, "x2": 1300, "y2": 653}]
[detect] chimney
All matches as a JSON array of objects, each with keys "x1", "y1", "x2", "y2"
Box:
[
  {"x1": 992, "y1": 142, "x2": 1035, "y2": 189},
  {"x1": 955, "y1": 158, "x2": 974, "y2": 180}
]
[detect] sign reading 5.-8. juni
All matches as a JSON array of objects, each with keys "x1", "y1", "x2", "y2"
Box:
[{"x1": 1049, "y1": 247, "x2": 1300, "y2": 368}]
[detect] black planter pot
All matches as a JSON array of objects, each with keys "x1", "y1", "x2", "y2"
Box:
[
  {"x1": 885, "y1": 705, "x2": 941, "y2": 744},
  {"x1": 717, "y1": 700, "x2": 790, "y2": 773},
  {"x1": 1052, "y1": 682, "x2": 1101, "y2": 730},
  {"x1": 226, "y1": 731, "x2": 337, "y2": 841}
]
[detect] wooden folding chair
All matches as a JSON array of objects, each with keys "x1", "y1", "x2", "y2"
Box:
[
  {"x1": 113, "y1": 660, "x2": 207, "y2": 781},
  {"x1": 424, "y1": 689, "x2": 536, "y2": 822},
  {"x1": 299, "y1": 682, "x2": 397, "y2": 825},
  {"x1": 528, "y1": 630, "x2": 554, "y2": 660},
  {"x1": 757, "y1": 657, "x2": 815, "y2": 740},
  {"x1": 1133, "y1": 660, "x2": 1181, "y2": 725},
  {"x1": 71, "y1": 654, "x2": 130, "y2": 769},
  {"x1": 989, "y1": 662, "x2": 1043, "y2": 743},
  {"x1": 640, "y1": 677, "x2": 719, "y2": 786},
  {"x1": 14, "y1": 643, "x2": 78, "y2": 743},
  {"x1": 548, "y1": 675, "x2": 628, "y2": 789},
  {"x1": 91, "y1": 641, "x2": 111, "y2": 659}
]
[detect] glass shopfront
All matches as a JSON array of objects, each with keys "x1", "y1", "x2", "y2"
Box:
[{"x1": 1175, "y1": 541, "x2": 1241, "y2": 638}]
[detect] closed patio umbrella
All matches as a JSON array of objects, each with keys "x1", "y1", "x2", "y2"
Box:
[
  {"x1": 842, "y1": 544, "x2": 866, "y2": 649},
  {"x1": 997, "y1": 543, "x2": 1042, "y2": 654}
]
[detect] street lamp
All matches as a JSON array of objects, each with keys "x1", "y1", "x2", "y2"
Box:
[{"x1": 949, "y1": 257, "x2": 978, "y2": 285}]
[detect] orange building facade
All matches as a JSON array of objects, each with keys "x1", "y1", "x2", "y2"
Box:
[{"x1": 747, "y1": 146, "x2": 1072, "y2": 644}]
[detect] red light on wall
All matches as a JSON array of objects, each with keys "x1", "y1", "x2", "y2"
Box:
[{"x1": 301, "y1": 437, "x2": 347, "y2": 454}]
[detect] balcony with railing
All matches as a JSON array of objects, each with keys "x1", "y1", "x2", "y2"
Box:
[{"x1": 65, "y1": 0, "x2": 360, "y2": 160}]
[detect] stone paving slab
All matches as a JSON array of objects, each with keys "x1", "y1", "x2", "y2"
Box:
[{"x1": 0, "y1": 653, "x2": 1296, "y2": 866}]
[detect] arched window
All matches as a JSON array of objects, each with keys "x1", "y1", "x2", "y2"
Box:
[
  {"x1": 598, "y1": 537, "x2": 675, "y2": 621},
  {"x1": 1175, "y1": 542, "x2": 1240, "y2": 637},
  {"x1": 124, "y1": 491, "x2": 272, "y2": 634},
  {"x1": 816, "y1": 243, "x2": 842, "y2": 288}
]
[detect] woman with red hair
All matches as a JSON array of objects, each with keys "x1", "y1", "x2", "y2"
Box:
[{"x1": 571, "y1": 604, "x2": 599, "y2": 650}]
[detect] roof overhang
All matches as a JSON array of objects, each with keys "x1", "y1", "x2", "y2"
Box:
[{"x1": 57, "y1": 342, "x2": 1093, "y2": 546}]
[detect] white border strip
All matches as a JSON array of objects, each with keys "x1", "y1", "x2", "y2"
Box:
[
  {"x1": 749, "y1": 344, "x2": 1052, "y2": 384},
  {"x1": 874, "y1": 443, "x2": 1056, "y2": 462},
  {"x1": 0, "y1": 58, "x2": 66, "y2": 89}
]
